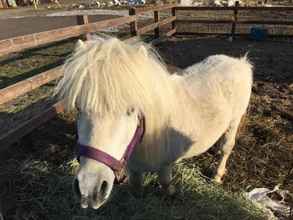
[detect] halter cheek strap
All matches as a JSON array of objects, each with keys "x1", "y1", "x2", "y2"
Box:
[{"x1": 77, "y1": 114, "x2": 145, "y2": 181}]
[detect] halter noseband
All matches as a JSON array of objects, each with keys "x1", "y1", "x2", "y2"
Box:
[{"x1": 77, "y1": 114, "x2": 145, "y2": 181}]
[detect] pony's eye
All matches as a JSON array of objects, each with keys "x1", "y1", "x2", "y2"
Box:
[{"x1": 126, "y1": 107, "x2": 135, "y2": 116}]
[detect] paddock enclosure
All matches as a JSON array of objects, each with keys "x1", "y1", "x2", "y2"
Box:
[{"x1": 0, "y1": 4, "x2": 292, "y2": 220}]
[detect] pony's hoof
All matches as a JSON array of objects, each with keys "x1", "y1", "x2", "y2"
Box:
[
  {"x1": 214, "y1": 175, "x2": 223, "y2": 184},
  {"x1": 214, "y1": 168, "x2": 227, "y2": 184}
]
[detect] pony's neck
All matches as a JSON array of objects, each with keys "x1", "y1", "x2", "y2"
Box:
[{"x1": 129, "y1": 74, "x2": 198, "y2": 171}]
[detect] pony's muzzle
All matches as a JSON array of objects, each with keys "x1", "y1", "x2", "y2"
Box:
[{"x1": 73, "y1": 178, "x2": 110, "y2": 209}]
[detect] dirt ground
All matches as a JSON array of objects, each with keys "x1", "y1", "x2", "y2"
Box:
[{"x1": 0, "y1": 35, "x2": 292, "y2": 219}]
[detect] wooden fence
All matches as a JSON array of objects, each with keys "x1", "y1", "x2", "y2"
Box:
[
  {"x1": 1, "y1": 4, "x2": 293, "y2": 150},
  {"x1": 128, "y1": 4, "x2": 176, "y2": 37},
  {"x1": 0, "y1": 5, "x2": 176, "y2": 150},
  {"x1": 174, "y1": 4, "x2": 293, "y2": 38}
]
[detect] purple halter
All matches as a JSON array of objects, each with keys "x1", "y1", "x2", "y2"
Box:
[{"x1": 77, "y1": 114, "x2": 145, "y2": 181}]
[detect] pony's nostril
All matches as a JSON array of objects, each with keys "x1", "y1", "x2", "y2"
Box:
[
  {"x1": 91, "y1": 181, "x2": 109, "y2": 209},
  {"x1": 100, "y1": 181, "x2": 108, "y2": 198},
  {"x1": 73, "y1": 178, "x2": 81, "y2": 199},
  {"x1": 92, "y1": 180, "x2": 108, "y2": 203}
]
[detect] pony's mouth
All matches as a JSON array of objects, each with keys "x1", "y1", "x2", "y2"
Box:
[
  {"x1": 79, "y1": 194, "x2": 109, "y2": 209},
  {"x1": 73, "y1": 178, "x2": 111, "y2": 209},
  {"x1": 91, "y1": 198, "x2": 108, "y2": 210}
]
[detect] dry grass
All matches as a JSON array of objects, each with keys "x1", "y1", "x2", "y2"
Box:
[{"x1": 0, "y1": 125, "x2": 266, "y2": 219}]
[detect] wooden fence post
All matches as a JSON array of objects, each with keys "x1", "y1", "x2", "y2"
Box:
[
  {"x1": 171, "y1": 7, "x2": 176, "y2": 35},
  {"x1": 129, "y1": 8, "x2": 138, "y2": 36},
  {"x1": 172, "y1": 7, "x2": 176, "y2": 29},
  {"x1": 76, "y1": 15, "x2": 89, "y2": 39},
  {"x1": 77, "y1": 15, "x2": 89, "y2": 25},
  {"x1": 154, "y1": 10, "x2": 160, "y2": 38},
  {"x1": 231, "y1": 1, "x2": 239, "y2": 40}
]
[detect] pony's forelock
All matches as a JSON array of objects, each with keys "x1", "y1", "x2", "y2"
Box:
[{"x1": 55, "y1": 36, "x2": 177, "y2": 155}]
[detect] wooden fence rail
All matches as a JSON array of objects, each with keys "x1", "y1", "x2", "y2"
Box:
[
  {"x1": 174, "y1": 4, "x2": 293, "y2": 38},
  {"x1": 0, "y1": 66, "x2": 63, "y2": 105},
  {"x1": 0, "y1": 15, "x2": 136, "y2": 57},
  {"x1": 133, "y1": 4, "x2": 175, "y2": 14},
  {"x1": 174, "y1": 6, "x2": 293, "y2": 11},
  {"x1": 176, "y1": 20, "x2": 293, "y2": 25},
  {"x1": 137, "y1": 16, "x2": 176, "y2": 35}
]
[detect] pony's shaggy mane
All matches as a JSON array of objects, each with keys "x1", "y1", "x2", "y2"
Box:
[
  {"x1": 55, "y1": 35, "x2": 254, "y2": 170},
  {"x1": 55, "y1": 36, "x2": 178, "y2": 152}
]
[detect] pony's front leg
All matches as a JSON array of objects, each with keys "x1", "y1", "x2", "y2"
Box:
[{"x1": 158, "y1": 165, "x2": 176, "y2": 195}]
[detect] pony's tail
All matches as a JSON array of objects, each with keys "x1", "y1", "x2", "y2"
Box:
[
  {"x1": 240, "y1": 51, "x2": 254, "y2": 88},
  {"x1": 241, "y1": 51, "x2": 253, "y2": 71},
  {"x1": 242, "y1": 52, "x2": 250, "y2": 62}
]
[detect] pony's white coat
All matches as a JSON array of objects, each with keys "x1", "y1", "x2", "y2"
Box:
[{"x1": 55, "y1": 36, "x2": 253, "y2": 208}]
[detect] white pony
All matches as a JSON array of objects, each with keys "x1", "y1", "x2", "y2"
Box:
[{"x1": 55, "y1": 35, "x2": 253, "y2": 209}]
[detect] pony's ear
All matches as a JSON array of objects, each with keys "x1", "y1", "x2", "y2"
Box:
[
  {"x1": 138, "y1": 45, "x2": 148, "y2": 57},
  {"x1": 76, "y1": 39, "x2": 85, "y2": 49}
]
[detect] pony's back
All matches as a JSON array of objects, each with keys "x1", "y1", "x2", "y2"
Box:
[{"x1": 183, "y1": 54, "x2": 253, "y2": 117}]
